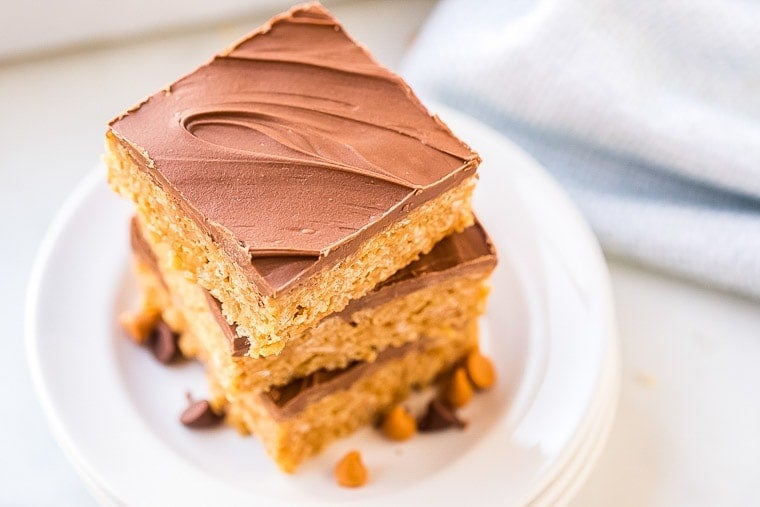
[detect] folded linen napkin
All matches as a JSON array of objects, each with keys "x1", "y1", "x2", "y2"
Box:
[{"x1": 402, "y1": 0, "x2": 760, "y2": 299}]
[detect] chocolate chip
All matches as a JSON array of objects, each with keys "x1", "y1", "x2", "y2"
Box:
[
  {"x1": 418, "y1": 399, "x2": 466, "y2": 432},
  {"x1": 147, "y1": 319, "x2": 180, "y2": 364},
  {"x1": 180, "y1": 399, "x2": 223, "y2": 428}
]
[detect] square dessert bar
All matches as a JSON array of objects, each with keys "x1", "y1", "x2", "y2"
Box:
[
  {"x1": 226, "y1": 323, "x2": 478, "y2": 473},
  {"x1": 130, "y1": 217, "x2": 494, "y2": 471},
  {"x1": 106, "y1": 3, "x2": 480, "y2": 357},
  {"x1": 130, "y1": 216, "x2": 496, "y2": 396}
]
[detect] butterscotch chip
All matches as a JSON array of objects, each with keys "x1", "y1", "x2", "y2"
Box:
[
  {"x1": 381, "y1": 405, "x2": 416, "y2": 441},
  {"x1": 118, "y1": 308, "x2": 159, "y2": 343},
  {"x1": 444, "y1": 367, "x2": 473, "y2": 408},
  {"x1": 466, "y1": 351, "x2": 496, "y2": 389},
  {"x1": 334, "y1": 450, "x2": 368, "y2": 488}
]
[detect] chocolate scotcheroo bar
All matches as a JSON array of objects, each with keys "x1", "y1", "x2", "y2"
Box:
[
  {"x1": 106, "y1": 2, "x2": 480, "y2": 357},
  {"x1": 130, "y1": 216, "x2": 495, "y2": 472}
]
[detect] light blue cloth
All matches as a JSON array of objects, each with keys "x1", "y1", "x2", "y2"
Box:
[{"x1": 402, "y1": 0, "x2": 760, "y2": 298}]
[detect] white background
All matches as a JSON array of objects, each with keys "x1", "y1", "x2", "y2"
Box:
[{"x1": 1, "y1": 0, "x2": 759, "y2": 505}]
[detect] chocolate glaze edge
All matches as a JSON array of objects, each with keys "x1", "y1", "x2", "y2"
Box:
[
  {"x1": 259, "y1": 339, "x2": 425, "y2": 421},
  {"x1": 129, "y1": 216, "x2": 168, "y2": 291}
]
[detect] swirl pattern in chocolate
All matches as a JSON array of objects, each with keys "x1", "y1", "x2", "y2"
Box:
[{"x1": 109, "y1": 3, "x2": 479, "y2": 295}]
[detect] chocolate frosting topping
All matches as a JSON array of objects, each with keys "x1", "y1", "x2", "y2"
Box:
[{"x1": 110, "y1": 3, "x2": 479, "y2": 296}]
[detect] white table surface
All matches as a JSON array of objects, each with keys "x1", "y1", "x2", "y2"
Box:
[{"x1": 2, "y1": 1, "x2": 758, "y2": 505}]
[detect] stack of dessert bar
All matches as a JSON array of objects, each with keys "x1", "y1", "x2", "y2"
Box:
[{"x1": 107, "y1": 3, "x2": 496, "y2": 473}]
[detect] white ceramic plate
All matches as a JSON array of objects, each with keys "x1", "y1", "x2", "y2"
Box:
[{"x1": 26, "y1": 107, "x2": 619, "y2": 506}]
